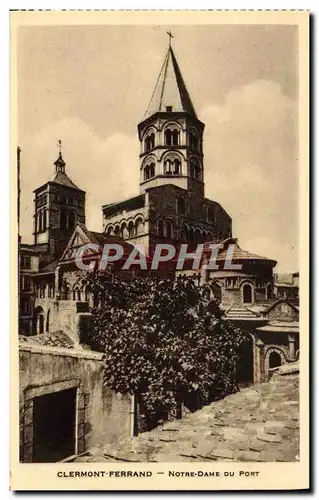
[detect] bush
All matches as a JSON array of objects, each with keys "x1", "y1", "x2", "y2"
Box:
[{"x1": 85, "y1": 272, "x2": 248, "y2": 429}]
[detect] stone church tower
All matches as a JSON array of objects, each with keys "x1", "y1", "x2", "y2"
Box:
[
  {"x1": 138, "y1": 45, "x2": 205, "y2": 197},
  {"x1": 33, "y1": 144, "x2": 86, "y2": 258},
  {"x1": 103, "y1": 41, "x2": 232, "y2": 254}
]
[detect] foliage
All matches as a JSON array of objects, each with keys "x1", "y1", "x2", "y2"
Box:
[{"x1": 85, "y1": 272, "x2": 248, "y2": 427}]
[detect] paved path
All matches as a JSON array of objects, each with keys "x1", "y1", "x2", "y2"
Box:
[{"x1": 76, "y1": 373, "x2": 299, "y2": 463}]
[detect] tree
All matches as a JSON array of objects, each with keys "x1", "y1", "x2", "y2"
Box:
[{"x1": 84, "y1": 272, "x2": 248, "y2": 429}]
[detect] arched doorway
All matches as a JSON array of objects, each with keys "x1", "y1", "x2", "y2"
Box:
[
  {"x1": 243, "y1": 283, "x2": 253, "y2": 304},
  {"x1": 34, "y1": 306, "x2": 45, "y2": 335},
  {"x1": 269, "y1": 351, "x2": 282, "y2": 369}
]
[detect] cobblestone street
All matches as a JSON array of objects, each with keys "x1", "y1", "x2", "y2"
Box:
[{"x1": 75, "y1": 371, "x2": 299, "y2": 463}]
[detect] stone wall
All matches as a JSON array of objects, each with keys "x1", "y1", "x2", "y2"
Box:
[
  {"x1": 19, "y1": 344, "x2": 132, "y2": 462},
  {"x1": 34, "y1": 298, "x2": 90, "y2": 344},
  {"x1": 148, "y1": 184, "x2": 232, "y2": 242}
]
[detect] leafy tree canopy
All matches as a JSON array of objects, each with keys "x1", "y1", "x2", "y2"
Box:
[{"x1": 84, "y1": 272, "x2": 248, "y2": 424}]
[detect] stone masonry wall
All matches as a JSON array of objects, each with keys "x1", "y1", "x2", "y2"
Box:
[{"x1": 19, "y1": 345, "x2": 132, "y2": 462}]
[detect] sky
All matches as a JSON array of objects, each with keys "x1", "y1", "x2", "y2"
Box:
[{"x1": 17, "y1": 24, "x2": 298, "y2": 272}]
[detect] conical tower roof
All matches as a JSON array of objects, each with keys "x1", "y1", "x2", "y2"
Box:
[{"x1": 144, "y1": 45, "x2": 197, "y2": 120}]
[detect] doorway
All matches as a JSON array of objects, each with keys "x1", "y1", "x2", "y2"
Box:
[
  {"x1": 243, "y1": 284, "x2": 253, "y2": 304},
  {"x1": 32, "y1": 388, "x2": 77, "y2": 462},
  {"x1": 269, "y1": 351, "x2": 282, "y2": 370}
]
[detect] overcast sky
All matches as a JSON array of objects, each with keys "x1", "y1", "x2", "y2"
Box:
[{"x1": 17, "y1": 24, "x2": 298, "y2": 272}]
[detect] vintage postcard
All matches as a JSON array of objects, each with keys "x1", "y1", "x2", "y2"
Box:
[{"x1": 10, "y1": 10, "x2": 309, "y2": 491}]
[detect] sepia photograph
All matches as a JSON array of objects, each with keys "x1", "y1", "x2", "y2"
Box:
[{"x1": 11, "y1": 10, "x2": 309, "y2": 491}]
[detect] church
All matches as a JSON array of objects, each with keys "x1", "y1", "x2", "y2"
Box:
[
  {"x1": 18, "y1": 39, "x2": 299, "y2": 385},
  {"x1": 102, "y1": 43, "x2": 232, "y2": 254}
]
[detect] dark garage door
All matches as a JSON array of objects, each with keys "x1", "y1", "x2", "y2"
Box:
[{"x1": 33, "y1": 387, "x2": 76, "y2": 462}]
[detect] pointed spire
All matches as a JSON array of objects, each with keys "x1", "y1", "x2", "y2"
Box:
[
  {"x1": 54, "y1": 139, "x2": 66, "y2": 173},
  {"x1": 144, "y1": 44, "x2": 197, "y2": 120}
]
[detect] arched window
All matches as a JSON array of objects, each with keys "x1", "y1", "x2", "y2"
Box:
[
  {"x1": 114, "y1": 225, "x2": 120, "y2": 237},
  {"x1": 180, "y1": 224, "x2": 188, "y2": 242},
  {"x1": 135, "y1": 218, "x2": 144, "y2": 235},
  {"x1": 164, "y1": 159, "x2": 172, "y2": 175},
  {"x1": 207, "y1": 206, "x2": 215, "y2": 224},
  {"x1": 269, "y1": 351, "x2": 282, "y2": 369},
  {"x1": 121, "y1": 223, "x2": 128, "y2": 239},
  {"x1": 190, "y1": 160, "x2": 201, "y2": 180},
  {"x1": 37, "y1": 211, "x2": 41, "y2": 232},
  {"x1": 145, "y1": 133, "x2": 155, "y2": 152},
  {"x1": 166, "y1": 220, "x2": 173, "y2": 239},
  {"x1": 189, "y1": 130, "x2": 199, "y2": 151},
  {"x1": 144, "y1": 165, "x2": 149, "y2": 180},
  {"x1": 266, "y1": 283, "x2": 272, "y2": 300},
  {"x1": 60, "y1": 208, "x2": 67, "y2": 230},
  {"x1": 42, "y1": 209, "x2": 47, "y2": 231},
  {"x1": 242, "y1": 283, "x2": 254, "y2": 304},
  {"x1": 172, "y1": 129, "x2": 179, "y2": 146},
  {"x1": 165, "y1": 129, "x2": 172, "y2": 146},
  {"x1": 144, "y1": 162, "x2": 155, "y2": 180},
  {"x1": 158, "y1": 220, "x2": 164, "y2": 237},
  {"x1": 106, "y1": 226, "x2": 114, "y2": 236},
  {"x1": 165, "y1": 158, "x2": 181, "y2": 175},
  {"x1": 177, "y1": 197, "x2": 186, "y2": 215},
  {"x1": 128, "y1": 221, "x2": 135, "y2": 238},
  {"x1": 48, "y1": 284, "x2": 55, "y2": 298},
  {"x1": 165, "y1": 128, "x2": 180, "y2": 146},
  {"x1": 34, "y1": 306, "x2": 45, "y2": 335},
  {"x1": 173, "y1": 159, "x2": 181, "y2": 174}
]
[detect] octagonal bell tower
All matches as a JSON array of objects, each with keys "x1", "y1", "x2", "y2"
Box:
[{"x1": 138, "y1": 40, "x2": 205, "y2": 197}]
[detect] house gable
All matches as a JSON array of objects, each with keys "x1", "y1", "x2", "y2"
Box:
[
  {"x1": 59, "y1": 224, "x2": 98, "y2": 263},
  {"x1": 264, "y1": 299, "x2": 299, "y2": 322}
]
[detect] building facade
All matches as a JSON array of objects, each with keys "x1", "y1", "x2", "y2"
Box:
[{"x1": 19, "y1": 244, "x2": 40, "y2": 335}]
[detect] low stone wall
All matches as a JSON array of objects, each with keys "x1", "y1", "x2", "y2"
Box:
[{"x1": 19, "y1": 344, "x2": 132, "y2": 462}]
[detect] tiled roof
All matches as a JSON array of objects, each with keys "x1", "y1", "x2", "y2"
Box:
[
  {"x1": 19, "y1": 331, "x2": 75, "y2": 349},
  {"x1": 256, "y1": 321, "x2": 299, "y2": 333},
  {"x1": 38, "y1": 259, "x2": 58, "y2": 274},
  {"x1": 144, "y1": 46, "x2": 197, "y2": 120},
  {"x1": 52, "y1": 171, "x2": 81, "y2": 190},
  {"x1": 77, "y1": 224, "x2": 137, "y2": 257},
  {"x1": 217, "y1": 243, "x2": 277, "y2": 266}
]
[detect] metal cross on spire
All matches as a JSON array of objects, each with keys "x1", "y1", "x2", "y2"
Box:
[
  {"x1": 57, "y1": 139, "x2": 62, "y2": 156},
  {"x1": 167, "y1": 30, "x2": 174, "y2": 46}
]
